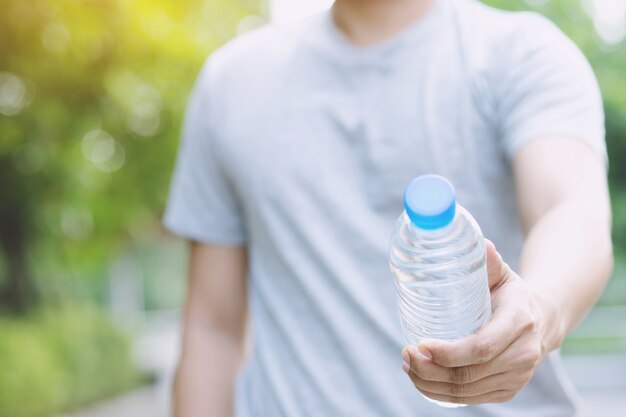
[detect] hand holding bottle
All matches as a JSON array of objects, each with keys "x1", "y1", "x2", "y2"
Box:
[{"x1": 402, "y1": 240, "x2": 550, "y2": 405}]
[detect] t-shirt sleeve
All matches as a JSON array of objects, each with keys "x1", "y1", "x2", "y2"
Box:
[
  {"x1": 163, "y1": 59, "x2": 247, "y2": 245},
  {"x1": 495, "y1": 14, "x2": 607, "y2": 165}
]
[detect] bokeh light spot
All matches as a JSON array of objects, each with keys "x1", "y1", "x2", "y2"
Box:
[
  {"x1": 41, "y1": 21, "x2": 72, "y2": 55},
  {"x1": 82, "y1": 129, "x2": 114, "y2": 163},
  {"x1": 82, "y1": 129, "x2": 126, "y2": 173},
  {"x1": 0, "y1": 72, "x2": 32, "y2": 116},
  {"x1": 583, "y1": 0, "x2": 626, "y2": 45},
  {"x1": 61, "y1": 206, "x2": 93, "y2": 240},
  {"x1": 594, "y1": 16, "x2": 626, "y2": 44},
  {"x1": 128, "y1": 102, "x2": 161, "y2": 138}
]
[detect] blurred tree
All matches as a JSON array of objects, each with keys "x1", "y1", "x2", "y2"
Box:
[
  {"x1": 0, "y1": 0, "x2": 264, "y2": 313},
  {"x1": 0, "y1": 154, "x2": 37, "y2": 312}
]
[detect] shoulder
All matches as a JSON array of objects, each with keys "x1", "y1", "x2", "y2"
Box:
[
  {"x1": 449, "y1": 0, "x2": 584, "y2": 67},
  {"x1": 448, "y1": 0, "x2": 595, "y2": 109},
  {"x1": 196, "y1": 20, "x2": 308, "y2": 93},
  {"x1": 215, "y1": 23, "x2": 300, "y2": 66},
  {"x1": 451, "y1": 0, "x2": 563, "y2": 37}
]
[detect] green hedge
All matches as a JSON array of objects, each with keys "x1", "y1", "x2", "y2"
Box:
[{"x1": 0, "y1": 305, "x2": 142, "y2": 417}]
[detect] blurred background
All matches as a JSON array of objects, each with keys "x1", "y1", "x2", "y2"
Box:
[{"x1": 0, "y1": 0, "x2": 625, "y2": 416}]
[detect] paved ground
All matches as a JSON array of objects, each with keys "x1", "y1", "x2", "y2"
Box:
[
  {"x1": 57, "y1": 387, "x2": 165, "y2": 417},
  {"x1": 59, "y1": 355, "x2": 626, "y2": 417},
  {"x1": 563, "y1": 355, "x2": 626, "y2": 417},
  {"x1": 56, "y1": 312, "x2": 626, "y2": 416}
]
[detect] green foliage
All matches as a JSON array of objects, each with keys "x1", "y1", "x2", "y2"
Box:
[
  {"x1": 0, "y1": 0, "x2": 262, "y2": 302},
  {"x1": 0, "y1": 323, "x2": 64, "y2": 417},
  {"x1": 0, "y1": 305, "x2": 141, "y2": 417},
  {"x1": 562, "y1": 336, "x2": 626, "y2": 355},
  {"x1": 0, "y1": 1, "x2": 259, "y2": 408}
]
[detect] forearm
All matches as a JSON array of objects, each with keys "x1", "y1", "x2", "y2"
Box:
[
  {"x1": 518, "y1": 197, "x2": 613, "y2": 353},
  {"x1": 173, "y1": 326, "x2": 245, "y2": 417}
]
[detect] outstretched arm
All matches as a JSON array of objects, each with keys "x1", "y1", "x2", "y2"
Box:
[
  {"x1": 513, "y1": 136, "x2": 612, "y2": 353},
  {"x1": 402, "y1": 136, "x2": 613, "y2": 404}
]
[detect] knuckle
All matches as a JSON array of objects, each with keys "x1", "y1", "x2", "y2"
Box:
[
  {"x1": 413, "y1": 355, "x2": 428, "y2": 376},
  {"x1": 517, "y1": 369, "x2": 535, "y2": 386},
  {"x1": 511, "y1": 373, "x2": 529, "y2": 389},
  {"x1": 474, "y1": 340, "x2": 496, "y2": 362},
  {"x1": 412, "y1": 379, "x2": 426, "y2": 392},
  {"x1": 449, "y1": 395, "x2": 469, "y2": 404},
  {"x1": 531, "y1": 345, "x2": 542, "y2": 363},
  {"x1": 449, "y1": 382, "x2": 467, "y2": 397},
  {"x1": 449, "y1": 366, "x2": 472, "y2": 384},
  {"x1": 413, "y1": 356, "x2": 434, "y2": 380},
  {"x1": 524, "y1": 368, "x2": 535, "y2": 381},
  {"x1": 416, "y1": 387, "x2": 430, "y2": 398},
  {"x1": 419, "y1": 389, "x2": 439, "y2": 402},
  {"x1": 495, "y1": 391, "x2": 517, "y2": 403},
  {"x1": 435, "y1": 350, "x2": 453, "y2": 366},
  {"x1": 520, "y1": 344, "x2": 542, "y2": 365},
  {"x1": 516, "y1": 309, "x2": 536, "y2": 333},
  {"x1": 408, "y1": 370, "x2": 423, "y2": 387}
]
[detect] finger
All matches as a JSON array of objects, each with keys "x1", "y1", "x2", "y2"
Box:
[
  {"x1": 417, "y1": 387, "x2": 517, "y2": 405},
  {"x1": 418, "y1": 305, "x2": 523, "y2": 367},
  {"x1": 485, "y1": 239, "x2": 507, "y2": 290},
  {"x1": 407, "y1": 342, "x2": 531, "y2": 384},
  {"x1": 408, "y1": 369, "x2": 525, "y2": 398}
]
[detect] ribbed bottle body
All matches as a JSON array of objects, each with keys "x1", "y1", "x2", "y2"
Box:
[{"x1": 389, "y1": 205, "x2": 492, "y2": 346}]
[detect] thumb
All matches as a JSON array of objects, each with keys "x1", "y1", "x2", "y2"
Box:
[{"x1": 485, "y1": 239, "x2": 508, "y2": 290}]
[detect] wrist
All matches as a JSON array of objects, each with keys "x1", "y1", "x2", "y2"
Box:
[{"x1": 528, "y1": 285, "x2": 566, "y2": 355}]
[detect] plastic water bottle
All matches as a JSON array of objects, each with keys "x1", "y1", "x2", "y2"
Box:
[{"x1": 389, "y1": 175, "x2": 492, "y2": 408}]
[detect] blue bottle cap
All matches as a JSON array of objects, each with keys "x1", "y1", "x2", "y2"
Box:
[{"x1": 403, "y1": 175, "x2": 456, "y2": 230}]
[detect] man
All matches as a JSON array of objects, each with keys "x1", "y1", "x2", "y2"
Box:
[{"x1": 164, "y1": 0, "x2": 613, "y2": 415}]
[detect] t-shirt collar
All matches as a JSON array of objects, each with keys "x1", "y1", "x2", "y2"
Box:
[{"x1": 305, "y1": 0, "x2": 446, "y2": 70}]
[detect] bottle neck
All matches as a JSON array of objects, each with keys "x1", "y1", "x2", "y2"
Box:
[{"x1": 406, "y1": 210, "x2": 458, "y2": 239}]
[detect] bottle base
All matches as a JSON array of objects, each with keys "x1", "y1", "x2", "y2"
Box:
[{"x1": 422, "y1": 394, "x2": 467, "y2": 408}]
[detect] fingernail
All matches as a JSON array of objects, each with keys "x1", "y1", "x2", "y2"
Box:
[
  {"x1": 402, "y1": 349, "x2": 410, "y2": 373},
  {"x1": 418, "y1": 344, "x2": 433, "y2": 360}
]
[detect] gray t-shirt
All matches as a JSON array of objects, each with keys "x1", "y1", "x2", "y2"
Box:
[{"x1": 164, "y1": 0, "x2": 606, "y2": 416}]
